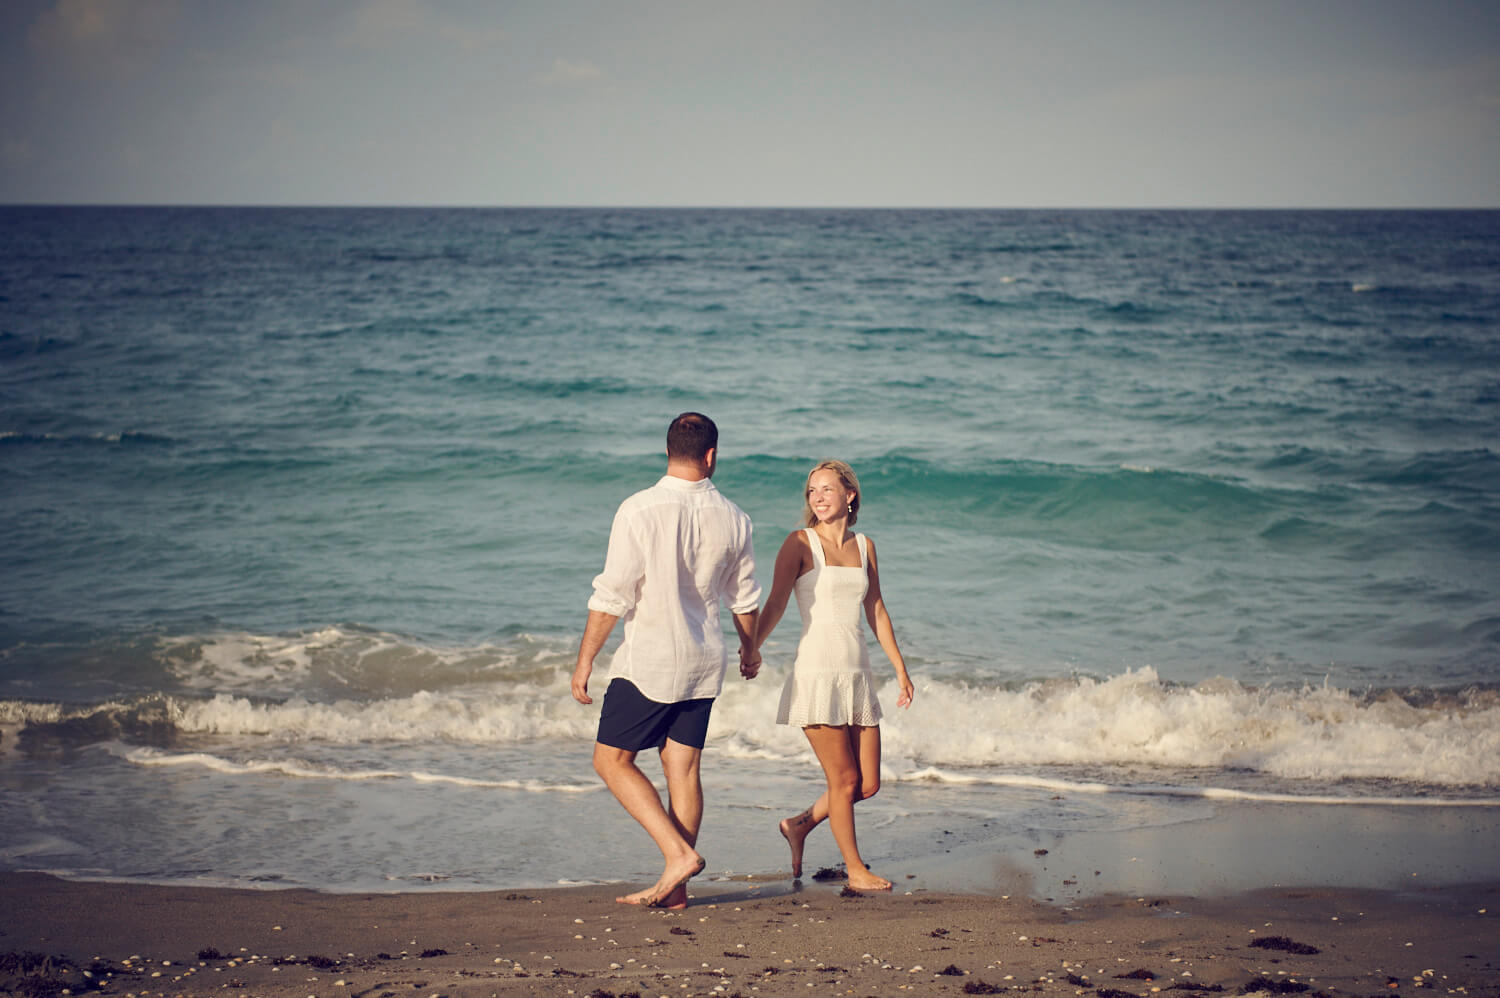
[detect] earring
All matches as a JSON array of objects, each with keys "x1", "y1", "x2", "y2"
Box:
[{"x1": 847, "y1": 502, "x2": 853, "y2": 514}]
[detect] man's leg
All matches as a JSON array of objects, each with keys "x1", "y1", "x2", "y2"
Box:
[
  {"x1": 650, "y1": 737, "x2": 705, "y2": 908},
  {"x1": 593, "y1": 741, "x2": 705, "y2": 907}
]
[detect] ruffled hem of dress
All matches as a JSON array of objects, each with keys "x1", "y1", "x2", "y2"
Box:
[{"x1": 776, "y1": 670, "x2": 883, "y2": 727}]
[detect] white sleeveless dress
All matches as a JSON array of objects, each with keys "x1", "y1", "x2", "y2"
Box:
[{"x1": 776, "y1": 529, "x2": 883, "y2": 727}]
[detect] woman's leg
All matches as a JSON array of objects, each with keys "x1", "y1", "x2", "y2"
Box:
[
  {"x1": 780, "y1": 724, "x2": 882, "y2": 878},
  {"x1": 778, "y1": 803, "x2": 818, "y2": 879},
  {"x1": 848, "y1": 723, "x2": 881, "y2": 801},
  {"x1": 800, "y1": 724, "x2": 891, "y2": 891}
]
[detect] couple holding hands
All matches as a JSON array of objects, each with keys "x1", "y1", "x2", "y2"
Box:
[{"x1": 572, "y1": 412, "x2": 914, "y2": 908}]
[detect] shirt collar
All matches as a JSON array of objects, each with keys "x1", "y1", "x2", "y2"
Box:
[{"x1": 657, "y1": 474, "x2": 716, "y2": 492}]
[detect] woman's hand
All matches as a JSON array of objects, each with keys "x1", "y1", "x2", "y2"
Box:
[
  {"x1": 896, "y1": 674, "x2": 914, "y2": 709},
  {"x1": 739, "y1": 644, "x2": 762, "y2": 679}
]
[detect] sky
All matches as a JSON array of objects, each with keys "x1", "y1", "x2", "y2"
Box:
[{"x1": 2, "y1": 0, "x2": 1498, "y2": 208}]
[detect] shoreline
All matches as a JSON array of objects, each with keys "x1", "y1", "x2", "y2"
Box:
[
  {"x1": 11, "y1": 794, "x2": 1500, "y2": 901},
  {"x1": 899, "y1": 797, "x2": 1500, "y2": 903},
  {"x1": 6, "y1": 799, "x2": 1500, "y2": 995},
  {"x1": 5, "y1": 872, "x2": 1497, "y2": 997}
]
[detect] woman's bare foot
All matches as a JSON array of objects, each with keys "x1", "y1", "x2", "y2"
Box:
[
  {"x1": 846, "y1": 867, "x2": 892, "y2": 892},
  {"x1": 779, "y1": 810, "x2": 813, "y2": 878},
  {"x1": 617, "y1": 854, "x2": 705, "y2": 908}
]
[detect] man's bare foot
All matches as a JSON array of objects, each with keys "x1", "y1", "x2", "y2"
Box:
[
  {"x1": 652, "y1": 883, "x2": 689, "y2": 909},
  {"x1": 617, "y1": 854, "x2": 705, "y2": 908},
  {"x1": 779, "y1": 810, "x2": 813, "y2": 879},
  {"x1": 846, "y1": 867, "x2": 893, "y2": 892},
  {"x1": 616, "y1": 883, "x2": 659, "y2": 906},
  {"x1": 644, "y1": 854, "x2": 705, "y2": 908}
]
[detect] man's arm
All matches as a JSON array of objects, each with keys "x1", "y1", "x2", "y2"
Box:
[
  {"x1": 724, "y1": 519, "x2": 763, "y2": 679},
  {"x1": 733, "y1": 609, "x2": 762, "y2": 679},
  {"x1": 572, "y1": 609, "x2": 620, "y2": 704},
  {"x1": 576, "y1": 498, "x2": 643, "y2": 705}
]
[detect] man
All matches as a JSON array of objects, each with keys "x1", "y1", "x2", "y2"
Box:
[{"x1": 572, "y1": 412, "x2": 762, "y2": 909}]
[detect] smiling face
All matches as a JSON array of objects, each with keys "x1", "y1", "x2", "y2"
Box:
[
  {"x1": 802, "y1": 460, "x2": 861, "y2": 527},
  {"x1": 806, "y1": 469, "x2": 849, "y2": 523}
]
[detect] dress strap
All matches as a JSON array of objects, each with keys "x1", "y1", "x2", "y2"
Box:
[
  {"x1": 854, "y1": 533, "x2": 868, "y2": 568},
  {"x1": 803, "y1": 527, "x2": 824, "y2": 567}
]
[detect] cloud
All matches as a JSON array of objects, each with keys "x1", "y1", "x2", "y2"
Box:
[
  {"x1": 538, "y1": 58, "x2": 604, "y2": 88},
  {"x1": 26, "y1": 0, "x2": 184, "y2": 78}
]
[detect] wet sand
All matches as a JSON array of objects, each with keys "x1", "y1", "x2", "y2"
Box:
[
  {"x1": 4, "y1": 870, "x2": 1497, "y2": 997},
  {"x1": 6, "y1": 799, "x2": 1500, "y2": 996}
]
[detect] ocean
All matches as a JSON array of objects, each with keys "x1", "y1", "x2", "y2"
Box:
[{"x1": 2, "y1": 206, "x2": 1498, "y2": 897}]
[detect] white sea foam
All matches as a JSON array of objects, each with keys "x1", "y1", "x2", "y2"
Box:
[
  {"x1": 10, "y1": 665, "x2": 1499, "y2": 795},
  {"x1": 0, "y1": 834, "x2": 87, "y2": 860},
  {"x1": 165, "y1": 687, "x2": 596, "y2": 743},
  {"x1": 715, "y1": 666, "x2": 1500, "y2": 790},
  {"x1": 0, "y1": 700, "x2": 66, "y2": 725},
  {"x1": 155, "y1": 626, "x2": 573, "y2": 697},
  {"x1": 870, "y1": 667, "x2": 1500, "y2": 787},
  {"x1": 116, "y1": 745, "x2": 598, "y2": 792},
  {"x1": 891, "y1": 767, "x2": 1498, "y2": 807}
]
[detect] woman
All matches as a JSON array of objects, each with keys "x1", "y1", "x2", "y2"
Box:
[{"x1": 754, "y1": 459, "x2": 914, "y2": 891}]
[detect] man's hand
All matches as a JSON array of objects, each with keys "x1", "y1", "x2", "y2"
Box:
[
  {"x1": 732, "y1": 609, "x2": 761, "y2": 680},
  {"x1": 738, "y1": 645, "x2": 762, "y2": 680},
  {"x1": 573, "y1": 610, "x2": 619, "y2": 706},
  {"x1": 571, "y1": 660, "x2": 594, "y2": 704}
]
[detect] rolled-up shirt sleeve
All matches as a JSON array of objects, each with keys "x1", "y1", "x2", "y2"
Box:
[
  {"x1": 588, "y1": 506, "x2": 644, "y2": 617},
  {"x1": 724, "y1": 527, "x2": 761, "y2": 615}
]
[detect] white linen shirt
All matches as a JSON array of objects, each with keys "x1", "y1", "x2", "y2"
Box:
[{"x1": 588, "y1": 474, "x2": 761, "y2": 703}]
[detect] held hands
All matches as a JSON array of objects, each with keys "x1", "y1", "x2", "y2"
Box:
[{"x1": 739, "y1": 644, "x2": 762, "y2": 680}]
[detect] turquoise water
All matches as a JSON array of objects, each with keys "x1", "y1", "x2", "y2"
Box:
[{"x1": 2, "y1": 207, "x2": 1498, "y2": 892}]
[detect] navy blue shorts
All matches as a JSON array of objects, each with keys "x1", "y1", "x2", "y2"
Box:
[{"x1": 596, "y1": 678, "x2": 714, "y2": 752}]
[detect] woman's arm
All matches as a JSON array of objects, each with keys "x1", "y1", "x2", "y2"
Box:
[
  {"x1": 754, "y1": 531, "x2": 808, "y2": 653},
  {"x1": 863, "y1": 537, "x2": 914, "y2": 708}
]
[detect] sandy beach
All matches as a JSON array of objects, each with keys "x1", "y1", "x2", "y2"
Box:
[{"x1": 5, "y1": 867, "x2": 1496, "y2": 998}]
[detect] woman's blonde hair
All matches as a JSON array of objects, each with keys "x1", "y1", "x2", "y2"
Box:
[{"x1": 803, "y1": 459, "x2": 861, "y2": 527}]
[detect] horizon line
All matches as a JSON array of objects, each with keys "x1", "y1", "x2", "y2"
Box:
[{"x1": 4, "y1": 202, "x2": 1498, "y2": 212}]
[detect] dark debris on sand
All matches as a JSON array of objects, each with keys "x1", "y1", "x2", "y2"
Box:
[
  {"x1": 0, "y1": 951, "x2": 125, "y2": 998},
  {"x1": 1248, "y1": 935, "x2": 1321, "y2": 955},
  {"x1": 1242, "y1": 976, "x2": 1311, "y2": 994}
]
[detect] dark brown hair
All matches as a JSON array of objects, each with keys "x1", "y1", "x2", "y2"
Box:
[{"x1": 666, "y1": 412, "x2": 718, "y2": 461}]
